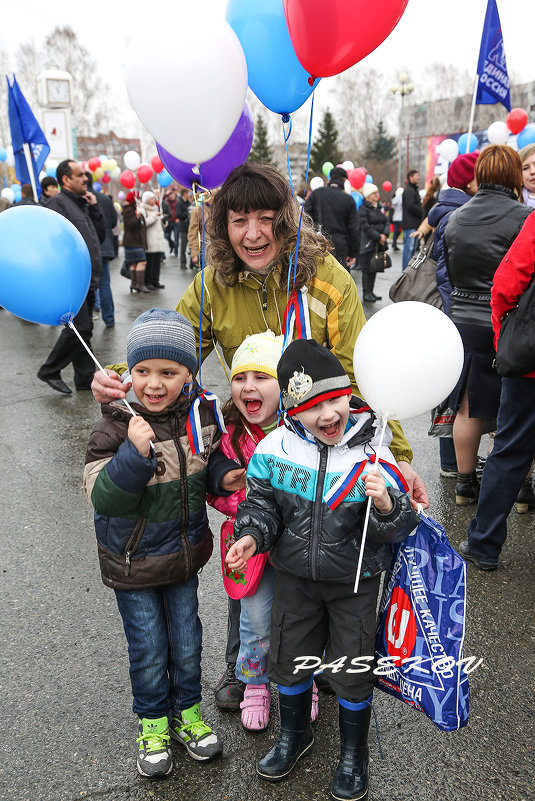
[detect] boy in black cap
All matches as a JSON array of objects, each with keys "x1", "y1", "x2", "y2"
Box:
[{"x1": 227, "y1": 338, "x2": 418, "y2": 801}]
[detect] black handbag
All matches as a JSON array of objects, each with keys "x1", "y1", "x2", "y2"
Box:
[
  {"x1": 120, "y1": 260, "x2": 130, "y2": 279},
  {"x1": 388, "y1": 231, "x2": 443, "y2": 309},
  {"x1": 495, "y1": 276, "x2": 535, "y2": 377},
  {"x1": 369, "y1": 246, "x2": 392, "y2": 273}
]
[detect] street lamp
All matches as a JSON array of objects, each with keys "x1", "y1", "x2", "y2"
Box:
[{"x1": 391, "y1": 73, "x2": 414, "y2": 187}]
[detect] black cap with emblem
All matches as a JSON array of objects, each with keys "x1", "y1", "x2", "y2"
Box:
[{"x1": 277, "y1": 338, "x2": 351, "y2": 416}]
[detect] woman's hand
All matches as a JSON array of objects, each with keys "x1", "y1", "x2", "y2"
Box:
[
  {"x1": 397, "y1": 461, "x2": 429, "y2": 509},
  {"x1": 128, "y1": 416, "x2": 155, "y2": 458},
  {"x1": 91, "y1": 370, "x2": 130, "y2": 403},
  {"x1": 226, "y1": 535, "x2": 257, "y2": 571}
]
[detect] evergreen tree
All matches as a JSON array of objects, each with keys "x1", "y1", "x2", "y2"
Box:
[
  {"x1": 310, "y1": 109, "x2": 343, "y2": 175},
  {"x1": 364, "y1": 121, "x2": 396, "y2": 162},
  {"x1": 248, "y1": 114, "x2": 275, "y2": 165}
]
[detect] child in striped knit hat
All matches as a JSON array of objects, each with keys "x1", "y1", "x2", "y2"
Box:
[{"x1": 84, "y1": 308, "x2": 243, "y2": 779}]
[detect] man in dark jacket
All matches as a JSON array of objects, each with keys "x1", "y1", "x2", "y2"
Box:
[
  {"x1": 15, "y1": 183, "x2": 36, "y2": 205},
  {"x1": 37, "y1": 160, "x2": 105, "y2": 394},
  {"x1": 401, "y1": 170, "x2": 423, "y2": 270},
  {"x1": 85, "y1": 173, "x2": 117, "y2": 328},
  {"x1": 175, "y1": 188, "x2": 191, "y2": 269},
  {"x1": 304, "y1": 167, "x2": 360, "y2": 270}
]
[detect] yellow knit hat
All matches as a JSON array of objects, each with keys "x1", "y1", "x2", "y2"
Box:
[{"x1": 230, "y1": 331, "x2": 284, "y2": 380}]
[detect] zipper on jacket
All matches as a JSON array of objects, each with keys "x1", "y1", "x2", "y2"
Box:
[
  {"x1": 261, "y1": 281, "x2": 268, "y2": 310},
  {"x1": 310, "y1": 446, "x2": 328, "y2": 581},
  {"x1": 124, "y1": 518, "x2": 147, "y2": 576},
  {"x1": 173, "y1": 415, "x2": 192, "y2": 576}
]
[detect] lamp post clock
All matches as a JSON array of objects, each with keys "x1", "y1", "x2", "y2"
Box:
[{"x1": 37, "y1": 70, "x2": 75, "y2": 162}]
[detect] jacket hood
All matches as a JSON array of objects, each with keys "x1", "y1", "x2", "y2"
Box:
[{"x1": 428, "y1": 187, "x2": 471, "y2": 228}]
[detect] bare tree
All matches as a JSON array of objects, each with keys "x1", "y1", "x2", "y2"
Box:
[
  {"x1": 412, "y1": 62, "x2": 473, "y2": 103},
  {"x1": 13, "y1": 41, "x2": 44, "y2": 108}
]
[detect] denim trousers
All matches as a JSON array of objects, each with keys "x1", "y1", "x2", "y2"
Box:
[
  {"x1": 402, "y1": 228, "x2": 417, "y2": 270},
  {"x1": 467, "y1": 377, "x2": 535, "y2": 563},
  {"x1": 97, "y1": 259, "x2": 115, "y2": 326},
  {"x1": 114, "y1": 577, "x2": 202, "y2": 719},
  {"x1": 236, "y1": 563, "x2": 275, "y2": 685}
]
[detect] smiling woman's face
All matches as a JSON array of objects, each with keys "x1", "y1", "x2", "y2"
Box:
[
  {"x1": 227, "y1": 209, "x2": 281, "y2": 274},
  {"x1": 522, "y1": 151, "x2": 535, "y2": 193}
]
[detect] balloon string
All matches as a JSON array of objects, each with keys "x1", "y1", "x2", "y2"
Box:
[
  {"x1": 282, "y1": 116, "x2": 294, "y2": 196},
  {"x1": 67, "y1": 320, "x2": 155, "y2": 454},
  {"x1": 198, "y1": 167, "x2": 206, "y2": 388},
  {"x1": 285, "y1": 92, "x2": 315, "y2": 304},
  {"x1": 353, "y1": 415, "x2": 388, "y2": 594}
]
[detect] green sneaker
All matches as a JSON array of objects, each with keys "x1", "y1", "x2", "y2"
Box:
[
  {"x1": 170, "y1": 703, "x2": 222, "y2": 761},
  {"x1": 136, "y1": 716, "x2": 172, "y2": 777}
]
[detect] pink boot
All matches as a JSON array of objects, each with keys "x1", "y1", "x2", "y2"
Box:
[
  {"x1": 310, "y1": 680, "x2": 319, "y2": 723},
  {"x1": 240, "y1": 684, "x2": 271, "y2": 731}
]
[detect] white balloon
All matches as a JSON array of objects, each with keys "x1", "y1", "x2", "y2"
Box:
[
  {"x1": 487, "y1": 120, "x2": 509, "y2": 145},
  {"x1": 124, "y1": 150, "x2": 141, "y2": 171},
  {"x1": 1, "y1": 187, "x2": 15, "y2": 203},
  {"x1": 5, "y1": 146, "x2": 14, "y2": 167},
  {"x1": 310, "y1": 176, "x2": 324, "y2": 191},
  {"x1": 437, "y1": 138, "x2": 459, "y2": 163},
  {"x1": 342, "y1": 160, "x2": 354, "y2": 172},
  {"x1": 353, "y1": 302, "x2": 464, "y2": 420},
  {"x1": 110, "y1": 166, "x2": 121, "y2": 179},
  {"x1": 125, "y1": 12, "x2": 247, "y2": 164},
  {"x1": 344, "y1": 179, "x2": 353, "y2": 193}
]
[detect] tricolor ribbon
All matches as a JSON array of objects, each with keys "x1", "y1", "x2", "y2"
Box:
[
  {"x1": 324, "y1": 454, "x2": 409, "y2": 510},
  {"x1": 186, "y1": 389, "x2": 226, "y2": 455},
  {"x1": 282, "y1": 286, "x2": 311, "y2": 350}
]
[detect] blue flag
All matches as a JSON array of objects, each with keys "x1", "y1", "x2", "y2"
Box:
[
  {"x1": 7, "y1": 75, "x2": 50, "y2": 196},
  {"x1": 475, "y1": 0, "x2": 511, "y2": 111}
]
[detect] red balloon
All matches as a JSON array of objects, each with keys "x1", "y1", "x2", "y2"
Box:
[
  {"x1": 283, "y1": 0, "x2": 408, "y2": 78},
  {"x1": 151, "y1": 155, "x2": 164, "y2": 174},
  {"x1": 137, "y1": 164, "x2": 153, "y2": 184},
  {"x1": 120, "y1": 170, "x2": 136, "y2": 189},
  {"x1": 88, "y1": 157, "x2": 101, "y2": 172},
  {"x1": 101, "y1": 173, "x2": 111, "y2": 184},
  {"x1": 507, "y1": 108, "x2": 529, "y2": 135},
  {"x1": 382, "y1": 180, "x2": 392, "y2": 192},
  {"x1": 348, "y1": 168, "x2": 367, "y2": 190}
]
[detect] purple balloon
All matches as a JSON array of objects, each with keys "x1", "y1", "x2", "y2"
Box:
[{"x1": 157, "y1": 103, "x2": 254, "y2": 190}]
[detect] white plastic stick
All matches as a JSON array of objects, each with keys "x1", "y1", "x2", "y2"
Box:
[
  {"x1": 67, "y1": 320, "x2": 155, "y2": 454},
  {"x1": 354, "y1": 415, "x2": 389, "y2": 594}
]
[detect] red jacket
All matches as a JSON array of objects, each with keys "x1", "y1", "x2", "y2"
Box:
[{"x1": 491, "y1": 212, "x2": 535, "y2": 378}]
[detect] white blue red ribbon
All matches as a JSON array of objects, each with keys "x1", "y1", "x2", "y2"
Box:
[
  {"x1": 186, "y1": 389, "x2": 226, "y2": 455},
  {"x1": 324, "y1": 454, "x2": 409, "y2": 510},
  {"x1": 282, "y1": 286, "x2": 311, "y2": 350}
]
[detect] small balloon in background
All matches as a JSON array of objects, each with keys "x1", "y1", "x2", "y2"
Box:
[
  {"x1": 365, "y1": 173, "x2": 373, "y2": 183},
  {"x1": 0, "y1": 147, "x2": 6, "y2": 162},
  {"x1": 506, "y1": 108, "x2": 528, "y2": 135},
  {"x1": 516, "y1": 123, "x2": 535, "y2": 150},
  {"x1": 94, "y1": 167, "x2": 104, "y2": 180},
  {"x1": 344, "y1": 179, "x2": 352, "y2": 193},
  {"x1": 110, "y1": 166, "x2": 121, "y2": 180},
  {"x1": 351, "y1": 191, "x2": 363, "y2": 209},
  {"x1": 457, "y1": 132, "x2": 478, "y2": 154},
  {"x1": 5, "y1": 146, "x2": 15, "y2": 167},
  {"x1": 487, "y1": 120, "x2": 509, "y2": 145},
  {"x1": 107, "y1": 159, "x2": 118, "y2": 172},
  {"x1": 322, "y1": 161, "x2": 334, "y2": 177},
  {"x1": 1, "y1": 187, "x2": 15, "y2": 203},
  {"x1": 11, "y1": 184, "x2": 22, "y2": 202},
  {"x1": 93, "y1": 181, "x2": 102, "y2": 192},
  {"x1": 0, "y1": 206, "x2": 91, "y2": 325},
  {"x1": 349, "y1": 168, "x2": 366, "y2": 189},
  {"x1": 46, "y1": 166, "x2": 57, "y2": 178},
  {"x1": 437, "y1": 138, "x2": 459, "y2": 163},
  {"x1": 137, "y1": 164, "x2": 154, "y2": 184},
  {"x1": 382, "y1": 180, "x2": 392, "y2": 192},
  {"x1": 151, "y1": 154, "x2": 164, "y2": 174},
  {"x1": 101, "y1": 173, "x2": 111, "y2": 184},
  {"x1": 88, "y1": 157, "x2": 101, "y2": 172},
  {"x1": 157, "y1": 169, "x2": 173, "y2": 188},
  {"x1": 120, "y1": 170, "x2": 136, "y2": 189},
  {"x1": 353, "y1": 302, "x2": 464, "y2": 421},
  {"x1": 118, "y1": 190, "x2": 125, "y2": 201},
  {"x1": 342, "y1": 160, "x2": 354, "y2": 172},
  {"x1": 124, "y1": 150, "x2": 141, "y2": 171},
  {"x1": 310, "y1": 176, "x2": 324, "y2": 191}
]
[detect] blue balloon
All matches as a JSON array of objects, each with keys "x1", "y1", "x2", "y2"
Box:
[
  {"x1": 157, "y1": 169, "x2": 172, "y2": 187},
  {"x1": 457, "y1": 133, "x2": 478, "y2": 154},
  {"x1": 351, "y1": 191, "x2": 363, "y2": 208},
  {"x1": 365, "y1": 174, "x2": 373, "y2": 183},
  {"x1": 0, "y1": 147, "x2": 6, "y2": 162},
  {"x1": 517, "y1": 123, "x2": 535, "y2": 149},
  {"x1": 0, "y1": 206, "x2": 91, "y2": 325},
  {"x1": 226, "y1": 0, "x2": 320, "y2": 116},
  {"x1": 46, "y1": 166, "x2": 57, "y2": 178},
  {"x1": 93, "y1": 181, "x2": 102, "y2": 192}
]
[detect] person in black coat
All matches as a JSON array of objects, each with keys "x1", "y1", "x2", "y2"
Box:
[
  {"x1": 401, "y1": 170, "x2": 423, "y2": 270},
  {"x1": 304, "y1": 167, "x2": 360, "y2": 270},
  {"x1": 358, "y1": 184, "x2": 390, "y2": 303}
]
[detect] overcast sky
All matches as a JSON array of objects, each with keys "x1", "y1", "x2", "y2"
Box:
[{"x1": 1, "y1": 0, "x2": 532, "y2": 141}]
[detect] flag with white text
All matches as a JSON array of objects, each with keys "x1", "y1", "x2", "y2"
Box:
[
  {"x1": 475, "y1": 0, "x2": 511, "y2": 111},
  {"x1": 7, "y1": 75, "x2": 50, "y2": 194}
]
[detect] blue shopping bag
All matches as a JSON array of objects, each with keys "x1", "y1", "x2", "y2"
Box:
[{"x1": 375, "y1": 511, "x2": 469, "y2": 731}]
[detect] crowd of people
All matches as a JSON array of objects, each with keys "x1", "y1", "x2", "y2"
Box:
[{"x1": 3, "y1": 147, "x2": 534, "y2": 799}]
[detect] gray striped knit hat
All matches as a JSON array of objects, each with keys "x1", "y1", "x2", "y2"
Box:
[{"x1": 126, "y1": 308, "x2": 197, "y2": 372}]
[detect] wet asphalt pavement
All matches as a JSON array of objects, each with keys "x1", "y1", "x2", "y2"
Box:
[{"x1": 1, "y1": 249, "x2": 533, "y2": 801}]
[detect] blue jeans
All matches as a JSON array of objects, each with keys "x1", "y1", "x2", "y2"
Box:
[
  {"x1": 236, "y1": 563, "x2": 275, "y2": 685},
  {"x1": 97, "y1": 259, "x2": 115, "y2": 326},
  {"x1": 467, "y1": 377, "x2": 535, "y2": 563},
  {"x1": 115, "y1": 577, "x2": 202, "y2": 719},
  {"x1": 402, "y1": 229, "x2": 417, "y2": 270},
  {"x1": 439, "y1": 437, "x2": 457, "y2": 471}
]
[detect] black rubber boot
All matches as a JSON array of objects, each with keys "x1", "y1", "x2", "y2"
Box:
[
  {"x1": 331, "y1": 702, "x2": 371, "y2": 801},
  {"x1": 516, "y1": 479, "x2": 535, "y2": 514},
  {"x1": 455, "y1": 471, "x2": 479, "y2": 506},
  {"x1": 257, "y1": 685, "x2": 314, "y2": 781}
]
